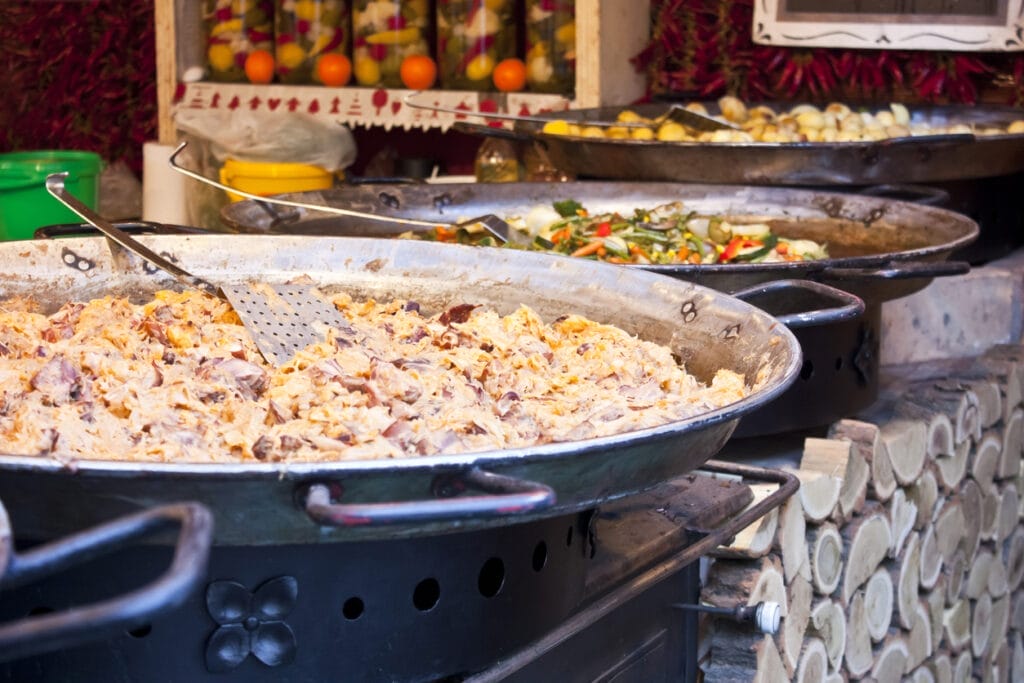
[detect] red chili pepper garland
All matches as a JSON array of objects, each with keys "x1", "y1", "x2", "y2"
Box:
[
  {"x1": 635, "y1": 0, "x2": 1024, "y2": 107},
  {"x1": 0, "y1": 1, "x2": 156, "y2": 175}
]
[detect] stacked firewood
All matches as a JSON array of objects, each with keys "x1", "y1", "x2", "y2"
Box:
[{"x1": 699, "y1": 344, "x2": 1024, "y2": 683}]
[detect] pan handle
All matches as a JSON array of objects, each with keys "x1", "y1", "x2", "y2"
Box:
[
  {"x1": 874, "y1": 132, "x2": 976, "y2": 148},
  {"x1": 0, "y1": 501, "x2": 213, "y2": 663},
  {"x1": 817, "y1": 259, "x2": 970, "y2": 282},
  {"x1": 854, "y1": 184, "x2": 951, "y2": 207},
  {"x1": 451, "y1": 121, "x2": 544, "y2": 145},
  {"x1": 300, "y1": 468, "x2": 556, "y2": 527},
  {"x1": 731, "y1": 279, "x2": 865, "y2": 329},
  {"x1": 33, "y1": 221, "x2": 209, "y2": 240}
]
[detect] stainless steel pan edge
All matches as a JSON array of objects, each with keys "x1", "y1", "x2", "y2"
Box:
[
  {"x1": 0, "y1": 235, "x2": 801, "y2": 544},
  {"x1": 220, "y1": 181, "x2": 979, "y2": 304}
]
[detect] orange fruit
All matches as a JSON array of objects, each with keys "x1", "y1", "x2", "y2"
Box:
[
  {"x1": 399, "y1": 54, "x2": 438, "y2": 90},
  {"x1": 316, "y1": 53, "x2": 352, "y2": 86},
  {"x1": 244, "y1": 49, "x2": 275, "y2": 84},
  {"x1": 492, "y1": 58, "x2": 527, "y2": 92}
]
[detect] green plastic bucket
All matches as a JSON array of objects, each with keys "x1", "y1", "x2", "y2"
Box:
[{"x1": 0, "y1": 150, "x2": 103, "y2": 241}]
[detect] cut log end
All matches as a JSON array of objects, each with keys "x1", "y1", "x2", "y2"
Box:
[
  {"x1": 864, "y1": 567, "x2": 894, "y2": 643},
  {"x1": 845, "y1": 591, "x2": 874, "y2": 678},
  {"x1": 841, "y1": 510, "x2": 893, "y2": 605},
  {"x1": 870, "y1": 635, "x2": 909, "y2": 683},
  {"x1": 809, "y1": 523, "x2": 843, "y2": 597},
  {"x1": 795, "y1": 637, "x2": 828, "y2": 683},
  {"x1": 797, "y1": 471, "x2": 842, "y2": 524},
  {"x1": 808, "y1": 599, "x2": 846, "y2": 672}
]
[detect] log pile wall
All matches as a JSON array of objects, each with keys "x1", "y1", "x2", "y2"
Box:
[{"x1": 700, "y1": 344, "x2": 1024, "y2": 683}]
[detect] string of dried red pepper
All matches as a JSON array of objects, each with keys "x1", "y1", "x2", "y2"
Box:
[
  {"x1": 0, "y1": 1, "x2": 156, "y2": 175},
  {"x1": 633, "y1": 0, "x2": 1024, "y2": 107}
]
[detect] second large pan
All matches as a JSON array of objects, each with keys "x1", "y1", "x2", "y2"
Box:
[
  {"x1": 453, "y1": 102, "x2": 1024, "y2": 186},
  {"x1": 219, "y1": 181, "x2": 979, "y2": 304}
]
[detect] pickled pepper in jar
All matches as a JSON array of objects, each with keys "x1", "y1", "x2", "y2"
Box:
[
  {"x1": 352, "y1": 0, "x2": 431, "y2": 87},
  {"x1": 275, "y1": 0, "x2": 350, "y2": 84},
  {"x1": 525, "y1": 0, "x2": 574, "y2": 94},
  {"x1": 205, "y1": 0, "x2": 275, "y2": 82},
  {"x1": 437, "y1": 0, "x2": 516, "y2": 91}
]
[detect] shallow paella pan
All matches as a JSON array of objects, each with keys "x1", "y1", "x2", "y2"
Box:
[
  {"x1": 0, "y1": 234, "x2": 804, "y2": 545},
  {"x1": 219, "y1": 181, "x2": 978, "y2": 304}
]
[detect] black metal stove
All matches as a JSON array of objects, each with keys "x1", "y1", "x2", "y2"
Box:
[{"x1": 0, "y1": 461, "x2": 792, "y2": 682}]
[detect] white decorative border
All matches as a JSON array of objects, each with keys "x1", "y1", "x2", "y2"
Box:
[
  {"x1": 172, "y1": 83, "x2": 572, "y2": 132},
  {"x1": 752, "y1": 0, "x2": 1024, "y2": 52}
]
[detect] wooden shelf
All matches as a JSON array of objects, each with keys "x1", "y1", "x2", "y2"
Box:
[{"x1": 154, "y1": 0, "x2": 649, "y2": 144}]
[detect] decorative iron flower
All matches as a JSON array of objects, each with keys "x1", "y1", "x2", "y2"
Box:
[{"x1": 204, "y1": 576, "x2": 298, "y2": 673}]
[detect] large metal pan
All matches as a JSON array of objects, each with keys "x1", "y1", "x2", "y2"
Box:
[
  {"x1": 219, "y1": 181, "x2": 978, "y2": 304},
  {"x1": 0, "y1": 234, "x2": 803, "y2": 545},
  {"x1": 452, "y1": 102, "x2": 1024, "y2": 186}
]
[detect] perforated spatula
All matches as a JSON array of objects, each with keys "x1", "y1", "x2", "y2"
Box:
[{"x1": 45, "y1": 174, "x2": 351, "y2": 366}]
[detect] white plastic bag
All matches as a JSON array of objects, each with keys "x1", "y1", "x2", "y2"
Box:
[{"x1": 174, "y1": 109, "x2": 357, "y2": 172}]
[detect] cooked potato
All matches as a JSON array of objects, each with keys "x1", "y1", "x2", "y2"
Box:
[
  {"x1": 656, "y1": 122, "x2": 688, "y2": 141},
  {"x1": 718, "y1": 95, "x2": 748, "y2": 123},
  {"x1": 542, "y1": 119, "x2": 571, "y2": 135}
]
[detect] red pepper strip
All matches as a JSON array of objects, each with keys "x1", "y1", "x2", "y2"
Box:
[
  {"x1": 719, "y1": 237, "x2": 763, "y2": 263},
  {"x1": 595, "y1": 221, "x2": 612, "y2": 237}
]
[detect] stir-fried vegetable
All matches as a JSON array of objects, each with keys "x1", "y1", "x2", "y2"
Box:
[{"x1": 409, "y1": 200, "x2": 829, "y2": 264}]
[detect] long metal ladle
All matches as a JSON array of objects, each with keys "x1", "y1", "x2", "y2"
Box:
[
  {"x1": 401, "y1": 91, "x2": 741, "y2": 133},
  {"x1": 166, "y1": 142, "x2": 528, "y2": 245}
]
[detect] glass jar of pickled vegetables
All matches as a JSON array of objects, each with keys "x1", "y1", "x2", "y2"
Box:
[
  {"x1": 474, "y1": 137, "x2": 520, "y2": 182},
  {"x1": 525, "y1": 0, "x2": 574, "y2": 94},
  {"x1": 437, "y1": 0, "x2": 516, "y2": 91},
  {"x1": 275, "y1": 0, "x2": 350, "y2": 85},
  {"x1": 204, "y1": 0, "x2": 275, "y2": 82},
  {"x1": 352, "y1": 0, "x2": 431, "y2": 87}
]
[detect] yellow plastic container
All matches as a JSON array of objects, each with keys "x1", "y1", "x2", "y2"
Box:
[{"x1": 218, "y1": 158, "x2": 334, "y2": 202}]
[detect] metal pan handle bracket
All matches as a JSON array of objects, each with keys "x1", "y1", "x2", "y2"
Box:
[
  {"x1": 301, "y1": 468, "x2": 556, "y2": 527},
  {"x1": 0, "y1": 501, "x2": 214, "y2": 663},
  {"x1": 731, "y1": 279, "x2": 865, "y2": 329}
]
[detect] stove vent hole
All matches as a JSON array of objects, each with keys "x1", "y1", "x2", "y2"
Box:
[
  {"x1": 27, "y1": 606, "x2": 54, "y2": 616},
  {"x1": 127, "y1": 624, "x2": 152, "y2": 639},
  {"x1": 800, "y1": 360, "x2": 815, "y2": 381},
  {"x1": 566, "y1": 526, "x2": 574, "y2": 547},
  {"x1": 413, "y1": 578, "x2": 441, "y2": 611},
  {"x1": 478, "y1": 557, "x2": 505, "y2": 598},
  {"x1": 835, "y1": 357, "x2": 844, "y2": 371},
  {"x1": 342, "y1": 597, "x2": 365, "y2": 620},
  {"x1": 532, "y1": 542, "x2": 548, "y2": 572}
]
